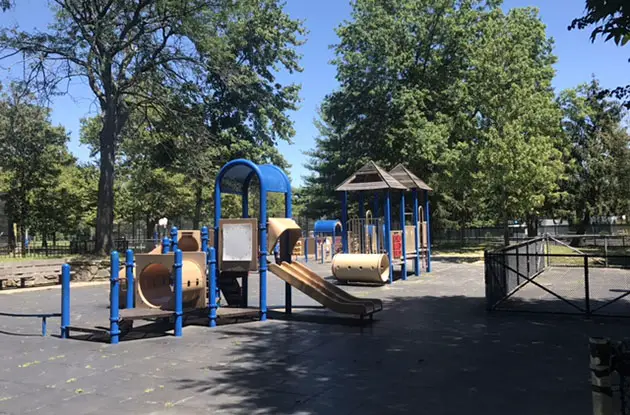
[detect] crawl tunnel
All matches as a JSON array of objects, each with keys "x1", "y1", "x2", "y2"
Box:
[{"x1": 133, "y1": 252, "x2": 207, "y2": 310}]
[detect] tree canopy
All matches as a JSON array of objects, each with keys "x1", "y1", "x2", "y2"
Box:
[{"x1": 0, "y1": 0, "x2": 305, "y2": 253}]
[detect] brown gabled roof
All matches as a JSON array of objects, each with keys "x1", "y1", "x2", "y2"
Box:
[
  {"x1": 335, "y1": 161, "x2": 408, "y2": 192},
  {"x1": 388, "y1": 164, "x2": 432, "y2": 191}
]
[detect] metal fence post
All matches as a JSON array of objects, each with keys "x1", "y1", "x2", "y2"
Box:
[
  {"x1": 109, "y1": 251, "x2": 120, "y2": 345},
  {"x1": 516, "y1": 245, "x2": 520, "y2": 285},
  {"x1": 605, "y1": 236, "x2": 609, "y2": 268},
  {"x1": 173, "y1": 249, "x2": 183, "y2": 337},
  {"x1": 484, "y1": 250, "x2": 492, "y2": 311},
  {"x1": 584, "y1": 255, "x2": 591, "y2": 317},
  {"x1": 526, "y1": 243, "x2": 530, "y2": 278},
  {"x1": 60, "y1": 263, "x2": 71, "y2": 339}
]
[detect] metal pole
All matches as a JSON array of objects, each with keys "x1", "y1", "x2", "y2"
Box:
[
  {"x1": 170, "y1": 226, "x2": 178, "y2": 252},
  {"x1": 584, "y1": 255, "x2": 591, "y2": 317},
  {"x1": 605, "y1": 236, "x2": 609, "y2": 268},
  {"x1": 174, "y1": 249, "x2": 183, "y2": 337},
  {"x1": 208, "y1": 247, "x2": 217, "y2": 327},
  {"x1": 424, "y1": 190, "x2": 432, "y2": 272},
  {"x1": 60, "y1": 263, "x2": 70, "y2": 339},
  {"x1": 400, "y1": 192, "x2": 407, "y2": 280},
  {"x1": 384, "y1": 190, "x2": 393, "y2": 283},
  {"x1": 304, "y1": 237, "x2": 308, "y2": 263},
  {"x1": 341, "y1": 191, "x2": 349, "y2": 253},
  {"x1": 201, "y1": 226, "x2": 209, "y2": 253},
  {"x1": 259, "y1": 183, "x2": 268, "y2": 322},
  {"x1": 412, "y1": 189, "x2": 420, "y2": 276},
  {"x1": 125, "y1": 249, "x2": 134, "y2": 309},
  {"x1": 284, "y1": 192, "x2": 292, "y2": 315},
  {"x1": 162, "y1": 237, "x2": 170, "y2": 254},
  {"x1": 109, "y1": 251, "x2": 120, "y2": 345}
]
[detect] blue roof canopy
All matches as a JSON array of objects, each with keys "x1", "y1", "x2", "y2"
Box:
[
  {"x1": 314, "y1": 220, "x2": 342, "y2": 234},
  {"x1": 217, "y1": 160, "x2": 291, "y2": 195}
]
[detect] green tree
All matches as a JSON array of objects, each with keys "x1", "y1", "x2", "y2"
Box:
[
  {"x1": 470, "y1": 8, "x2": 565, "y2": 243},
  {"x1": 0, "y1": 83, "x2": 73, "y2": 251},
  {"x1": 0, "y1": 0, "x2": 305, "y2": 253},
  {"x1": 302, "y1": 0, "x2": 503, "y2": 232},
  {"x1": 569, "y1": 0, "x2": 630, "y2": 107},
  {"x1": 558, "y1": 78, "x2": 630, "y2": 239}
]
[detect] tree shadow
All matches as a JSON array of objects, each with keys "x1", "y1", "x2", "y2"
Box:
[{"x1": 165, "y1": 293, "x2": 630, "y2": 414}]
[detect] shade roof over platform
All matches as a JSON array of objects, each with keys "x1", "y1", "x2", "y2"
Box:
[
  {"x1": 388, "y1": 164, "x2": 432, "y2": 191},
  {"x1": 335, "y1": 161, "x2": 408, "y2": 192},
  {"x1": 217, "y1": 159, "x2": 291, "y2": 195}
]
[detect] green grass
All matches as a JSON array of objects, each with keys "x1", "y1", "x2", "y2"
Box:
[{"x1": 0, "y1": 254, "x2": 90, "y2": 263}]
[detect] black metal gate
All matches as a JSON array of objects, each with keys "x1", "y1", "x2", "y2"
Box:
[{"x1": 485, "y1": 235, "x2": 630, "y2": 317}]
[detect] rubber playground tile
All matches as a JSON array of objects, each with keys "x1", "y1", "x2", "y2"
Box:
[
  {"x1": 0, "y1": 386, "x2": 80, "y2": 414},
  {"x1": 175, "y1": 389, "x2": 309, "y2": 415},
  {"x1": 290, "y1": 390, "x2": 365, "y2": 415},
  {"x1": 6, "y1": 361, "x2": 100, "y2": 391}
]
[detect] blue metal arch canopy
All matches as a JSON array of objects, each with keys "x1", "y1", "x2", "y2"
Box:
[
  {"x1": 216, "y1": 159, "x2": 291, "y2": 195},
  {"x1": 314, "y1": 220, "x2": 342, "y2": 234}
]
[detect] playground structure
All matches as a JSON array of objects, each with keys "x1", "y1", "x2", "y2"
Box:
[
  {"x1": 53, "y1": 158, "x2": 384, "y2": 344},
  {"x1": 331, "y1": 161, "x2": 432, "y2": 284},
  {"x1": 304, "y1": 220, "x2": 342, "y2": 263}
]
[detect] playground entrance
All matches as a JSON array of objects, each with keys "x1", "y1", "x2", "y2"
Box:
[{"x1": 485, "y1": 235, "x2": 630, "y2": 317}]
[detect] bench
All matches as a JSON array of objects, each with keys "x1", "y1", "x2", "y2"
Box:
[{"x1": 0, "y1": 260, "x2": 69, "y2": 290}]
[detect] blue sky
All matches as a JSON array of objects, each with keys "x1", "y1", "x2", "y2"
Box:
[{"x1": 1, "y1": 0, "x2": 628, "y2": 186}]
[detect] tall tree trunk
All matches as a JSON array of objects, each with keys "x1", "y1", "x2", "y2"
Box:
[
  {"x1": 526, "y1": 216, "x2": 538, "y2": 239},
  {"x1": 95, "y1": 124, "x2": 115, "y2": 255},
  {"x1": 19, "y1": 223, "x2": 25, "y2": 257},
  {"x1": 7, "y1": 218, "x2": 15, "y2": 252},
  {"x1": 94, "y1": 100, "x2": 128, "y2": 255},
  {"x1": 192, "y1": 182, "x2": 203, "y2": 229}
]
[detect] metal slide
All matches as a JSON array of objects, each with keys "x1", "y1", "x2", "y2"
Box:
[{"x1": 268, "y1": 261, "x2": 383, "y2": 317}]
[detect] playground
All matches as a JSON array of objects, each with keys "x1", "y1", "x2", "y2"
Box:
[
  {"x1": 2, "y1": 260, "x2": 629, "y2": 414},
  {"x1": 2, "y1": 158, "x2": 629, "y2": 414}
]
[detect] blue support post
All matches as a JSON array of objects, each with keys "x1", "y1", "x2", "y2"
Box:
[
  {"x1": 259, "y1": 222, "x2": 268, "y2": 321},
  {"x1": 332, "y1": 229, "x2": 337, "y2": 258},
  {"x1": 359, "y1": 192, "x2": 365, "y2": 254},
  {"x1": 425, "y1": 190, "x2": 432, "y2": 272},
  {"x1": 384, "y1": 190, "x2": 393, "y2": 283},
  {"x1": 314, "y1": 236, "x2": 319, "y2": 262},
  {"x1": 373, "y1": 193, "x2": 381, "y2": 253},
  {"x1": 341, "y1": 191, "x2": 349, "y2": 253},
  {"x1": 201, "y1": 226, "x2": 209, "y2": 253},
  {"x1": 400, "y1": 192, "x2": 407, "y2": 280},
  {"x1": 109, "y1": 251, "x2": 120, "y2": 345},
  {"x1": 153, "y1": 231, "x2": 159, "y2": 247},
  {"x1": 284, "y1": 192, "x2": 292, "y2": 315},
  {"x1": 60, "y1": 263, "x2": 70, "y2": 339},
  {"x1": 170, "y1": 226, "x2": 178, "y2": 252},
  {"x1": 162, "y1": 237, "x2": 171, "y2": 254},
  {"x1": 208, "y1": 247, "x2": 217, "y2": 327},
  {"x1": 173, "y1": 249, "x2": 183, "y2": 337},
  {"x1": 41, "y1": 317, "x2": 47, "y2": 337},
  {"x1": 304, "y1": 237, "x2": 309, "y2": 263},
  {"x1": 412, "y1": 189, "x2": 420, "y2": 276},
  {"x1": 125, "y1": 249, "x2": 134, "y2": 309}
]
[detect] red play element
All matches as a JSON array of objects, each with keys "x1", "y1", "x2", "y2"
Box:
[{"x1": 392, "y1": 232, "x2": 402, "y2": 259}]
